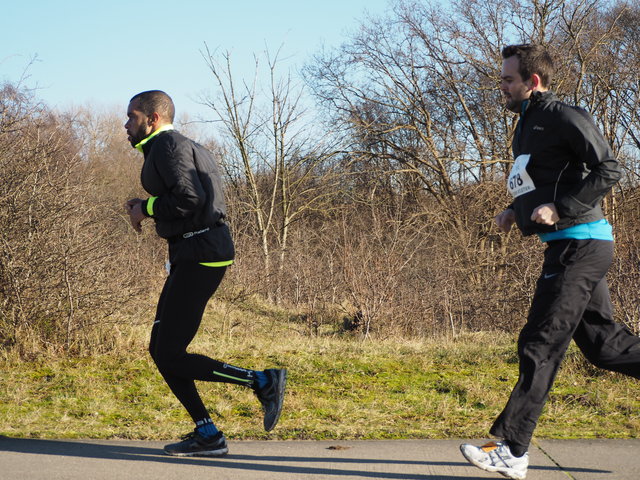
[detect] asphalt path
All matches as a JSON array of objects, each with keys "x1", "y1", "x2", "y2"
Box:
[{"x1": 1, "y1": 436, "x2": 637, "y2": 479}]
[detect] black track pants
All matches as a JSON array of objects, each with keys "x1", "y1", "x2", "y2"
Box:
[
  {"x1": 149, "y1": 263, "x2": 256, "y2": 423},
  {"x1": 490, "y1": 239, "x2": 640, "y2": 448}
]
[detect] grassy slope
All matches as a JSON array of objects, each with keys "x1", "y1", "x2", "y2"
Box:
[{"x1": 1, "y1": 300, "x2": 638, "y2": 441}]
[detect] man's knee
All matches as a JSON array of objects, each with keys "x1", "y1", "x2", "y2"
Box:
[
  {"x1": 582, "y1": 348, "x2": 611, "y2": 369},
  {"x1": 582, "y1": 347, "x2": 640, "y2": 377},
  {"x1": 150, "y1": 345, "x2": 181, "y2": 374}
]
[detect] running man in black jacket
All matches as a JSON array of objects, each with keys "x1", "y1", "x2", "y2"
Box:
[
  {"x1": 124, "y1": 90, "x2": 286, "y2": 457},
  {"x1": 460, "y1": 45, "x2": 640, "y2": 479}
]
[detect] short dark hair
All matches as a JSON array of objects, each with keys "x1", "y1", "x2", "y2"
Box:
[
  {"x1": 501, "y1": 44, "x2": 554, "y2": 88},
  {"x1": 129, "y1": 90, "x2": 175, "y2": 123}
]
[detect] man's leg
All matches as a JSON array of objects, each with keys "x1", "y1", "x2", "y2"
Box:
[
  {"x1": 150, "y1": 263, "x2": 256, "y2": 423},
  {"x1": 490, "y1": 239, "x2": 613, "y2": 449},
  {"x1": 573, "y1": 278, "x2": 640, "y2": 378},
  {"x1": 462, "y1": 240, "x2": 614, "y2": 479},
  {"x1": 149, "y1": 262, "x2": 287, "y2": 445}
]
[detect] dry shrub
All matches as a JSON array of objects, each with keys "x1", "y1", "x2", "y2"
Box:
[{"x1": 0, "y1": 85, "x2": 162, "y2": 356}]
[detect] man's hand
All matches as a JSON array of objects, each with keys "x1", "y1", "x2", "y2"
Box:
[
  {"x1": 495, "y1": 208, "x2": 516, "y2": 233},
  {"x1": 125, "y1": 198, "x2": 145, "y2": 233},
  {"x1": 530, "y1": 203, "x2": 559, "y2": 226}
]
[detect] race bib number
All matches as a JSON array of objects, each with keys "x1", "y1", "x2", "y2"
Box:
[{"x1": 507, "y1": 154, "x2": 535, "y2": 198}]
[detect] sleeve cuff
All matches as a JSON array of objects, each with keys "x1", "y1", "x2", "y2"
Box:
[
  {"x1": 554, "y1": 200, "x2": 568, "y2": 218},
  {"x1": 142, "y1": 196, "x2": 158, "y2": 217}
]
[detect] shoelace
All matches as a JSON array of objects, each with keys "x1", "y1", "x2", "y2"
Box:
[{"x1": 481, "y1": 442, "x2": 518, "y2": 468}]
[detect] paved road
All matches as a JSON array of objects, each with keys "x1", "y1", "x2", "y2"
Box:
[{"x1": 0, "y1": 436, "x2": 637, "y2": 479}]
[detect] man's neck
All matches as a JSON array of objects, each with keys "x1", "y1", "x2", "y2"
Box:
[{"x1": 135, "y1": 124, "x2": 174, "y2": 152}]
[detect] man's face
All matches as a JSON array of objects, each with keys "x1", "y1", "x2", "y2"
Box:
[
  {"x1": 124, "y1": 100, "x2": 152, "y2": 148},
  {"x1": 500, "y1": 56, "x2": 534, "y2": 113}
]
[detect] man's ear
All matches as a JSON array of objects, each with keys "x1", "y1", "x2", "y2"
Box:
[
  {"x1": 147, "y1": 112, "x2": 161, "y2": 127},
  {"x1": 529, "y1": 73, "x2": 543, "y2": 92}
]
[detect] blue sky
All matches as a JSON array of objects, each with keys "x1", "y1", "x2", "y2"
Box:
[{"x1": 1, "y1": 0, "x2": 392, "y2": 121}]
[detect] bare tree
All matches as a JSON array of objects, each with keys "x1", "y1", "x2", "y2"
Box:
[
  {"x1": 302, "y1": 0, "x2": 640, "y2": 334},
  {"x1": 200, "y1": 45, "x2": 341, "y2": 302}
]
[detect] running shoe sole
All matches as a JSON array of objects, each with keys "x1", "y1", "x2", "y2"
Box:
[{"x1": 263, "y1": 368, "x2": 287, "y2": 431}]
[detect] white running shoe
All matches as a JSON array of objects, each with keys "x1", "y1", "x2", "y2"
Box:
[{"x1": 460, "y1": 441, "x2": 528, "y2": 479}]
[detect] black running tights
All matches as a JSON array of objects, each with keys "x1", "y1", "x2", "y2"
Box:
[{"x1": 149, "y1": 262, "x2": 256, "y2": 423}]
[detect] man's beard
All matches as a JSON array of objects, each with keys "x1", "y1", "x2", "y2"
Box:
[
  {"x1": 505, "y1": 97, "x2": 522, "y2": 113},
  {"x1": 128, "y1": 128, "x2": 147, "y2": 148}
]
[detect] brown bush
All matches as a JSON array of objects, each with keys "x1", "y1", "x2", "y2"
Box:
[{"x1": 0, "y1": 85, "x2": 162, "y2": 356}]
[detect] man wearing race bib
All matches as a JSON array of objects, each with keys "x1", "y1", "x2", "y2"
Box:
[{"x1": 460, "y1": 44, "x2": 640, "y2": 480}]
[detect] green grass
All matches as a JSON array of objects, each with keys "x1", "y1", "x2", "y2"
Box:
[{"x1": 1, "y1": 300, "x2": 638, "y2": 441}]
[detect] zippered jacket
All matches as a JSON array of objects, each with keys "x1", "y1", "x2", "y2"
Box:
[
  {"x1": 507, "y1": 91, "x2": 621, "y2": 236},
  {"x1": 139, "y1": 129, "x2": 234, "y2": 263}
]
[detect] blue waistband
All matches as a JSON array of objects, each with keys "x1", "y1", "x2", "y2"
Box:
[{"x1": 538, "y1": 219, "x2": 613, "y2": 242}]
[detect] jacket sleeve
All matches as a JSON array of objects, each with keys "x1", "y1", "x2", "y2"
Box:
[
  {"x1": 554, "y1": 108, "x2": 621, "y2": 218},
  {"x1": 146, "y1": 136, "x2": 206, "y2": 220}
]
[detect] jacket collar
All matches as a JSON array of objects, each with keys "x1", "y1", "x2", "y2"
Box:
[
  {"x1": 519, "y1": 91, "x2": 556, "y2": 119},
  {"x1": 528, "y1": 90, "x2": 555, "y2": 108},
  {"x1": 135, "y1": 124, "x2": 174, "y2": 153}
]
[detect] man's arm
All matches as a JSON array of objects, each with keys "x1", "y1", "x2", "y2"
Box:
[
  {"x1": 555, "y1": 108, "x2": 621, "y2": 218},
  {"x1": 149, "y1": 136, "x2": 207, "y2": 220}
]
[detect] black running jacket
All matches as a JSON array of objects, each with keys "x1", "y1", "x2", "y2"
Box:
[
  {"x1": 507, "y1": 91, "x2": 621, "y2": 236},
  {"x1": 139, "y1": 129, "x2": 234, "y2": 263}
]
